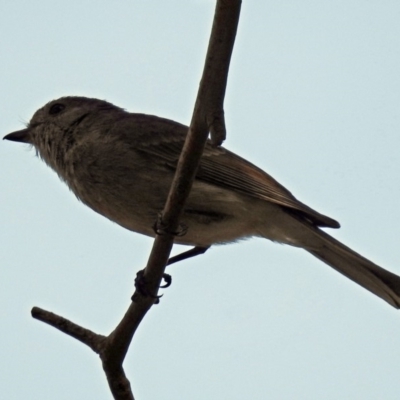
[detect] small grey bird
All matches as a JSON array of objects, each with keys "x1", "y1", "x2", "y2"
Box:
[{"x1": 4, "y1": 96, "x2": 400, "y2": 308}]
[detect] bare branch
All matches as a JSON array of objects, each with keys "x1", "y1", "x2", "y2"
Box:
[
  {"x1": 32, "y1": 1, "x2": 242, "y2": 399},
  {"x1": 201, "y1": 0, "x2": 242, "y2": 146},
  {"x1": 31, "y1": 307, "x2": 106, "y2": 353},
  {"x1": 102, "y1": 0, "x2": 242, "y2": 373}
]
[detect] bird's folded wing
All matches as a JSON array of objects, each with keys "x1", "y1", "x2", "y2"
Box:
[{"x1": 126, "y1": 114, "x2": 340, "y2": 228}]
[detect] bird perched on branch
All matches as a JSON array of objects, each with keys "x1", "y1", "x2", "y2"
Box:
[{"x1": 4, "y1": 96, "x2": 400, "y2": 308}]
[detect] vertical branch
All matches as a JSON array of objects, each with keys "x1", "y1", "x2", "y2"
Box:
[{"x1": 31, "y1": 1, "x2": 242, "y2": 399}]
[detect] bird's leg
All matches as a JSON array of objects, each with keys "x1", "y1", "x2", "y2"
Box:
[
  {"x1": 133, "y1": 246, "x2": 209, "y2": 302},
  {"x1": 135, "y1": 211, "x2": 209, "y2": 300},
  {"x1": 166, "y1": 246, "x2": 210, "y2": 266}
]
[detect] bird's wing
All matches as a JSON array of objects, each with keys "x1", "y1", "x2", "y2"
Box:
[{"x1": 124, "y1": 114, "x2": 340, "y2": 228}]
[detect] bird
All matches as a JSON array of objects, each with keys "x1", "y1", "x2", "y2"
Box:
[{"x1": 4, "y1": 96, "x2": 400, "y2": 308}]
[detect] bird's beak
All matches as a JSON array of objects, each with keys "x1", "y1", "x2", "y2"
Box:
[{"x1": 3, "y1": 128, "x2": 31, "y2": 143}]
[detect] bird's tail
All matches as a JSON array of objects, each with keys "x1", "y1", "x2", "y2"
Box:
[
  {"x1": 258, "y1": 209, "x2": 400, "y2": 308},
  {"x1": 302, "y1": 224, "x2": 400, "y2": 308}
]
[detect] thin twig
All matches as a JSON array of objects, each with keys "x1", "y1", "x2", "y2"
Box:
[{"x1": 31, "y1": 307, "x2": 106, "y2": 353}]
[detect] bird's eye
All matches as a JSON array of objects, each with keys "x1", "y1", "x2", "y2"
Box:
[{"x1": 49, "y1": 103, "x2": 65, "y2": 115}]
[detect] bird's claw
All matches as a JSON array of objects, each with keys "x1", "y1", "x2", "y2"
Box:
[
  {"x1": 133, "y1": 270, "x2": 172, "y2": 303},
  {"x1": 152, "y1": 213, "x2": 188, "y2": 237}
]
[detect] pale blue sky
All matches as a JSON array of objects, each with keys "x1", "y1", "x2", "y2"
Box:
[{"x1": 2, "y1": 1, "x2": 400, "y2": 399}]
